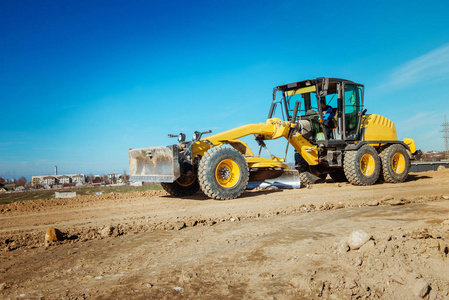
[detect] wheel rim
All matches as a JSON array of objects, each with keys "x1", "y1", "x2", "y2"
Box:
[
  {"x1": 360, "y1": 153, "x2": 375, "y2": 176},
  {"x1": 391, "y1": 153, "x2": 406, "y2": 174},
  {"x1": 176, "y1": 174, "x2": 196, "y2": 187},
  {"x1": 215, "y1": 159, "x2": 240, "y2": 188}
]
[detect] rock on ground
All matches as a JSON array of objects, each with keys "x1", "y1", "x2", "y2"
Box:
[
  {"x1": 347, "y1": 230, "x2": 371, "y2": 250},
  {"x1": 45, "y1": 228, "x2": 63, "y2": 242}
]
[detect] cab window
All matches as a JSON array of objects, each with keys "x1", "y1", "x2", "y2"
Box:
[
  {"x1": 285, "y1": 92, "x2": 320, "y2": 119},
  {"x1": 344, "y1": 84, "x2": 363, "y2": 139}
]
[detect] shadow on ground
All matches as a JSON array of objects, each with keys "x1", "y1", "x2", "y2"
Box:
[{"x1": 161, "y1": 188, "x2": 285, "y2": 201}]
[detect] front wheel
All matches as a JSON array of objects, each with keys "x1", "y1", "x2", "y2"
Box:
[
  {"x1": 198, "y1": 147, "x2": 249, "y2": 200},
  {"x1": 344, "y1": 144, "x2": 381, "y2": 186},
  {"x1": 379, "y1": 144, "x2": 410, "y2": 183}
]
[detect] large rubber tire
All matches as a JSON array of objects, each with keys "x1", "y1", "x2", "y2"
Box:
[
  {"x1": 198, "y1": 147, "x2": 249, "y2": 200},
  {"x1": 379, "y1": 144, "x2": 410, "y2": 183},
  {"x1": 299, "y1": 172, "x2": 327, "y2": 185},
  {"x1": 295, "y1": 153, "x2": 327, "y2": 185},
  {"x1": 343, "y1": 144, "x2": 381, "y2": 186},
  {"x1": 329, "y1": 169, "x2": 348, "y2": 182},
  {"x1": 161, "y1": 174, "x2": 200, "y2": 197}
]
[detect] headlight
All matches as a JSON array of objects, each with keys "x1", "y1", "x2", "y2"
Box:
[
  {"x1": 178, "y1": 133, "x2": 186, "y2": 143},
  {"x1": 192, "y1": 131, "x2": 200, "y2": 141}
]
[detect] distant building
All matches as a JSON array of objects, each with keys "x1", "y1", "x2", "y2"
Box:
[
  {"x1": 92, "y1": 175, "x2": 103, "y2": 184},
  {"x1": 31, "y1": 174, "x2": 86, "y2": 187},
  {"x1": 58, "y1": 175, "x2": 71, "y2": 184},
  {"x1": 108, "y1": 172, "x2": 123, "y2": 183},
  {"x1": 108, "y1": 172, "x2": 120, "y2": 180},
  {"x1": 42, "y1": 176, "x2": 57, "y2": 186},
  {"x1": 72, "y1": 174, "x2": 84, "y2": 183},
  {"x1": 31, "y1": 177, "x2": 41, "y2": 186}
]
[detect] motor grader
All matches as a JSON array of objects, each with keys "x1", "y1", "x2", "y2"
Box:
[{"x1": 129, "y1": 78, "x2": 418, "y2": 200}]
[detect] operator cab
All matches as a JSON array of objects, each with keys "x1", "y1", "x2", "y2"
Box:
[{"x1": 272, "y1": 78, "x2": 364, "y2": 145}]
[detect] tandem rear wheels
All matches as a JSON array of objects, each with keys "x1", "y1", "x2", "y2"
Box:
[{"x1": 343, "y1": 144, "x2": 410, "y2": 186}]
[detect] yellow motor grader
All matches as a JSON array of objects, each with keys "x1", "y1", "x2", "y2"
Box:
[{"x1": 129, "y1": 78, "x2": 418, "y2": 200}]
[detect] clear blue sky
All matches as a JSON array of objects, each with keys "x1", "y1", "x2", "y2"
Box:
[{"x1": 1, "y1": 0, "x2": 449, "y2": 180}]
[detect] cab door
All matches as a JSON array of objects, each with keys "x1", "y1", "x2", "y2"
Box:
[{"x1": 342, "y1": 83, "x2": 364, "y2": 140}]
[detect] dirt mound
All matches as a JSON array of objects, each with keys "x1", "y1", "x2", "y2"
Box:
[{"x1": 0, "y1": 190, "x2": 167, "y2": 214}]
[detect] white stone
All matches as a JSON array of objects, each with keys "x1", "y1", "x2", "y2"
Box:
[
  {"x1": 347, "y1": 230, "x2": 371, "y2": 250},
  {"x1": 55, "y1": 192, "x2": 76, "y2": 198}
]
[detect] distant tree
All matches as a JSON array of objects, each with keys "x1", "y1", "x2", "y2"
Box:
[
  {"x1": 86, "y1": 173, "x2": 94, "y2": 184},
  {"x1": 0, "y1": 177, "x2": 5, "y2": 184},
  {"x1": 16, "y1": 176, "x2": 27, "y2": 187},
  {"x1": 109, "y1": 173, "x2": 117, "y2": 184},
  {"x1": 101, "y1": 174, "x2": 110, "y2": 184},
  {"x1": 123, "y1": 169, "x2": 130, "y2": 183}
]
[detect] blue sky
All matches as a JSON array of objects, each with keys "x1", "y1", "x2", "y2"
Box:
[{"x1": 1, "y1": 0, "x2": 449, "y2": 180}]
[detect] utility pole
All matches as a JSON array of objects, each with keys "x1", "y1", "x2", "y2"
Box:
[{"x1": 441, "y1": 115, "x2": 449, "y2": 160}]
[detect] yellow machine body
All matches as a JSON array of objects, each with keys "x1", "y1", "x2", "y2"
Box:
[
  {"x1": 361, "y1": 114, "x2": 416, "y2": 154},
  {"x1": 190, "y1": 118, "x2": 319, "y2": 168},
  {"x1": 361, "y1": 114, "x2": 397, "y2": 142}
]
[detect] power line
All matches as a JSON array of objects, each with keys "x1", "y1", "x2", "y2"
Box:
[{"x1": 441, "y1": 115, "x2": 449, "y2": 160}]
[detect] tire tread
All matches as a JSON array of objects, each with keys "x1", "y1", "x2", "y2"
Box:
[
  {"x1": 343, "y1": 145, "x2": 380, "y2": 186},
  {"x1": 198, "y1": 147, "x2": 249, "y2": 200},
  {"x1": 379, "y1": 144, "x2": 410, "y2": 183}
]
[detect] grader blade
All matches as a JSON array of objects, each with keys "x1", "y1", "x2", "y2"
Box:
[
  {"x1": 128, "y1": 145, "x2": 180, "y2": 182},
  {"x1": 246, "y1": 169, "x2": 301, "y2": 189}
]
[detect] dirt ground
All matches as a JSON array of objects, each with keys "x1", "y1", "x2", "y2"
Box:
[{"x1": 1, "y1": 169, "x2": 449, "y2": 299}]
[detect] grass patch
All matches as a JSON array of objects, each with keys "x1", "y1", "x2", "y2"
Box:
[{"x1": 0, "y1": 183, "x2": 163, "y2": 205}]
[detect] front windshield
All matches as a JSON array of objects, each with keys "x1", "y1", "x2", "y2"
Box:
[
  {"x1": 284, "y1": 85, "x2": 337, "y2": 120},
  {"x1": 285, "y1": 92, "x2": 319, "y2": 117}
]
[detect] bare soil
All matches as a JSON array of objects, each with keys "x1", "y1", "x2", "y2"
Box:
[{"x1": 1, "y1": 169, "x2": 449, "y2": 299}]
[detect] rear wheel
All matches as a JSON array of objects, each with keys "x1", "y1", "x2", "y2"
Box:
[
  {"x1": 198, "y1": 147, "x2": 249, "y2": 200},
  {"x1": 161, "y1": 173, "x2": 200, "y2": 197},
  {"x1": 379, "y1": 144, "x2": 410, "y2": 183},
  {"x1": 343, "y1": 144, "x2": 380, "y2": 186}
]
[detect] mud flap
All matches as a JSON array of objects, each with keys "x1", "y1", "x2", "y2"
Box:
[
  {"x1": 246, "y1": 170, "x2": 301, "y2": 189},
  {"x1": 129, "y1": 145, "x2": 180, "y2": 182}
]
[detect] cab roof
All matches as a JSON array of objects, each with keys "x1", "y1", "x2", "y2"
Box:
[{"x1": 275, "y1": 77, "x2": 356, "y2": 91}]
